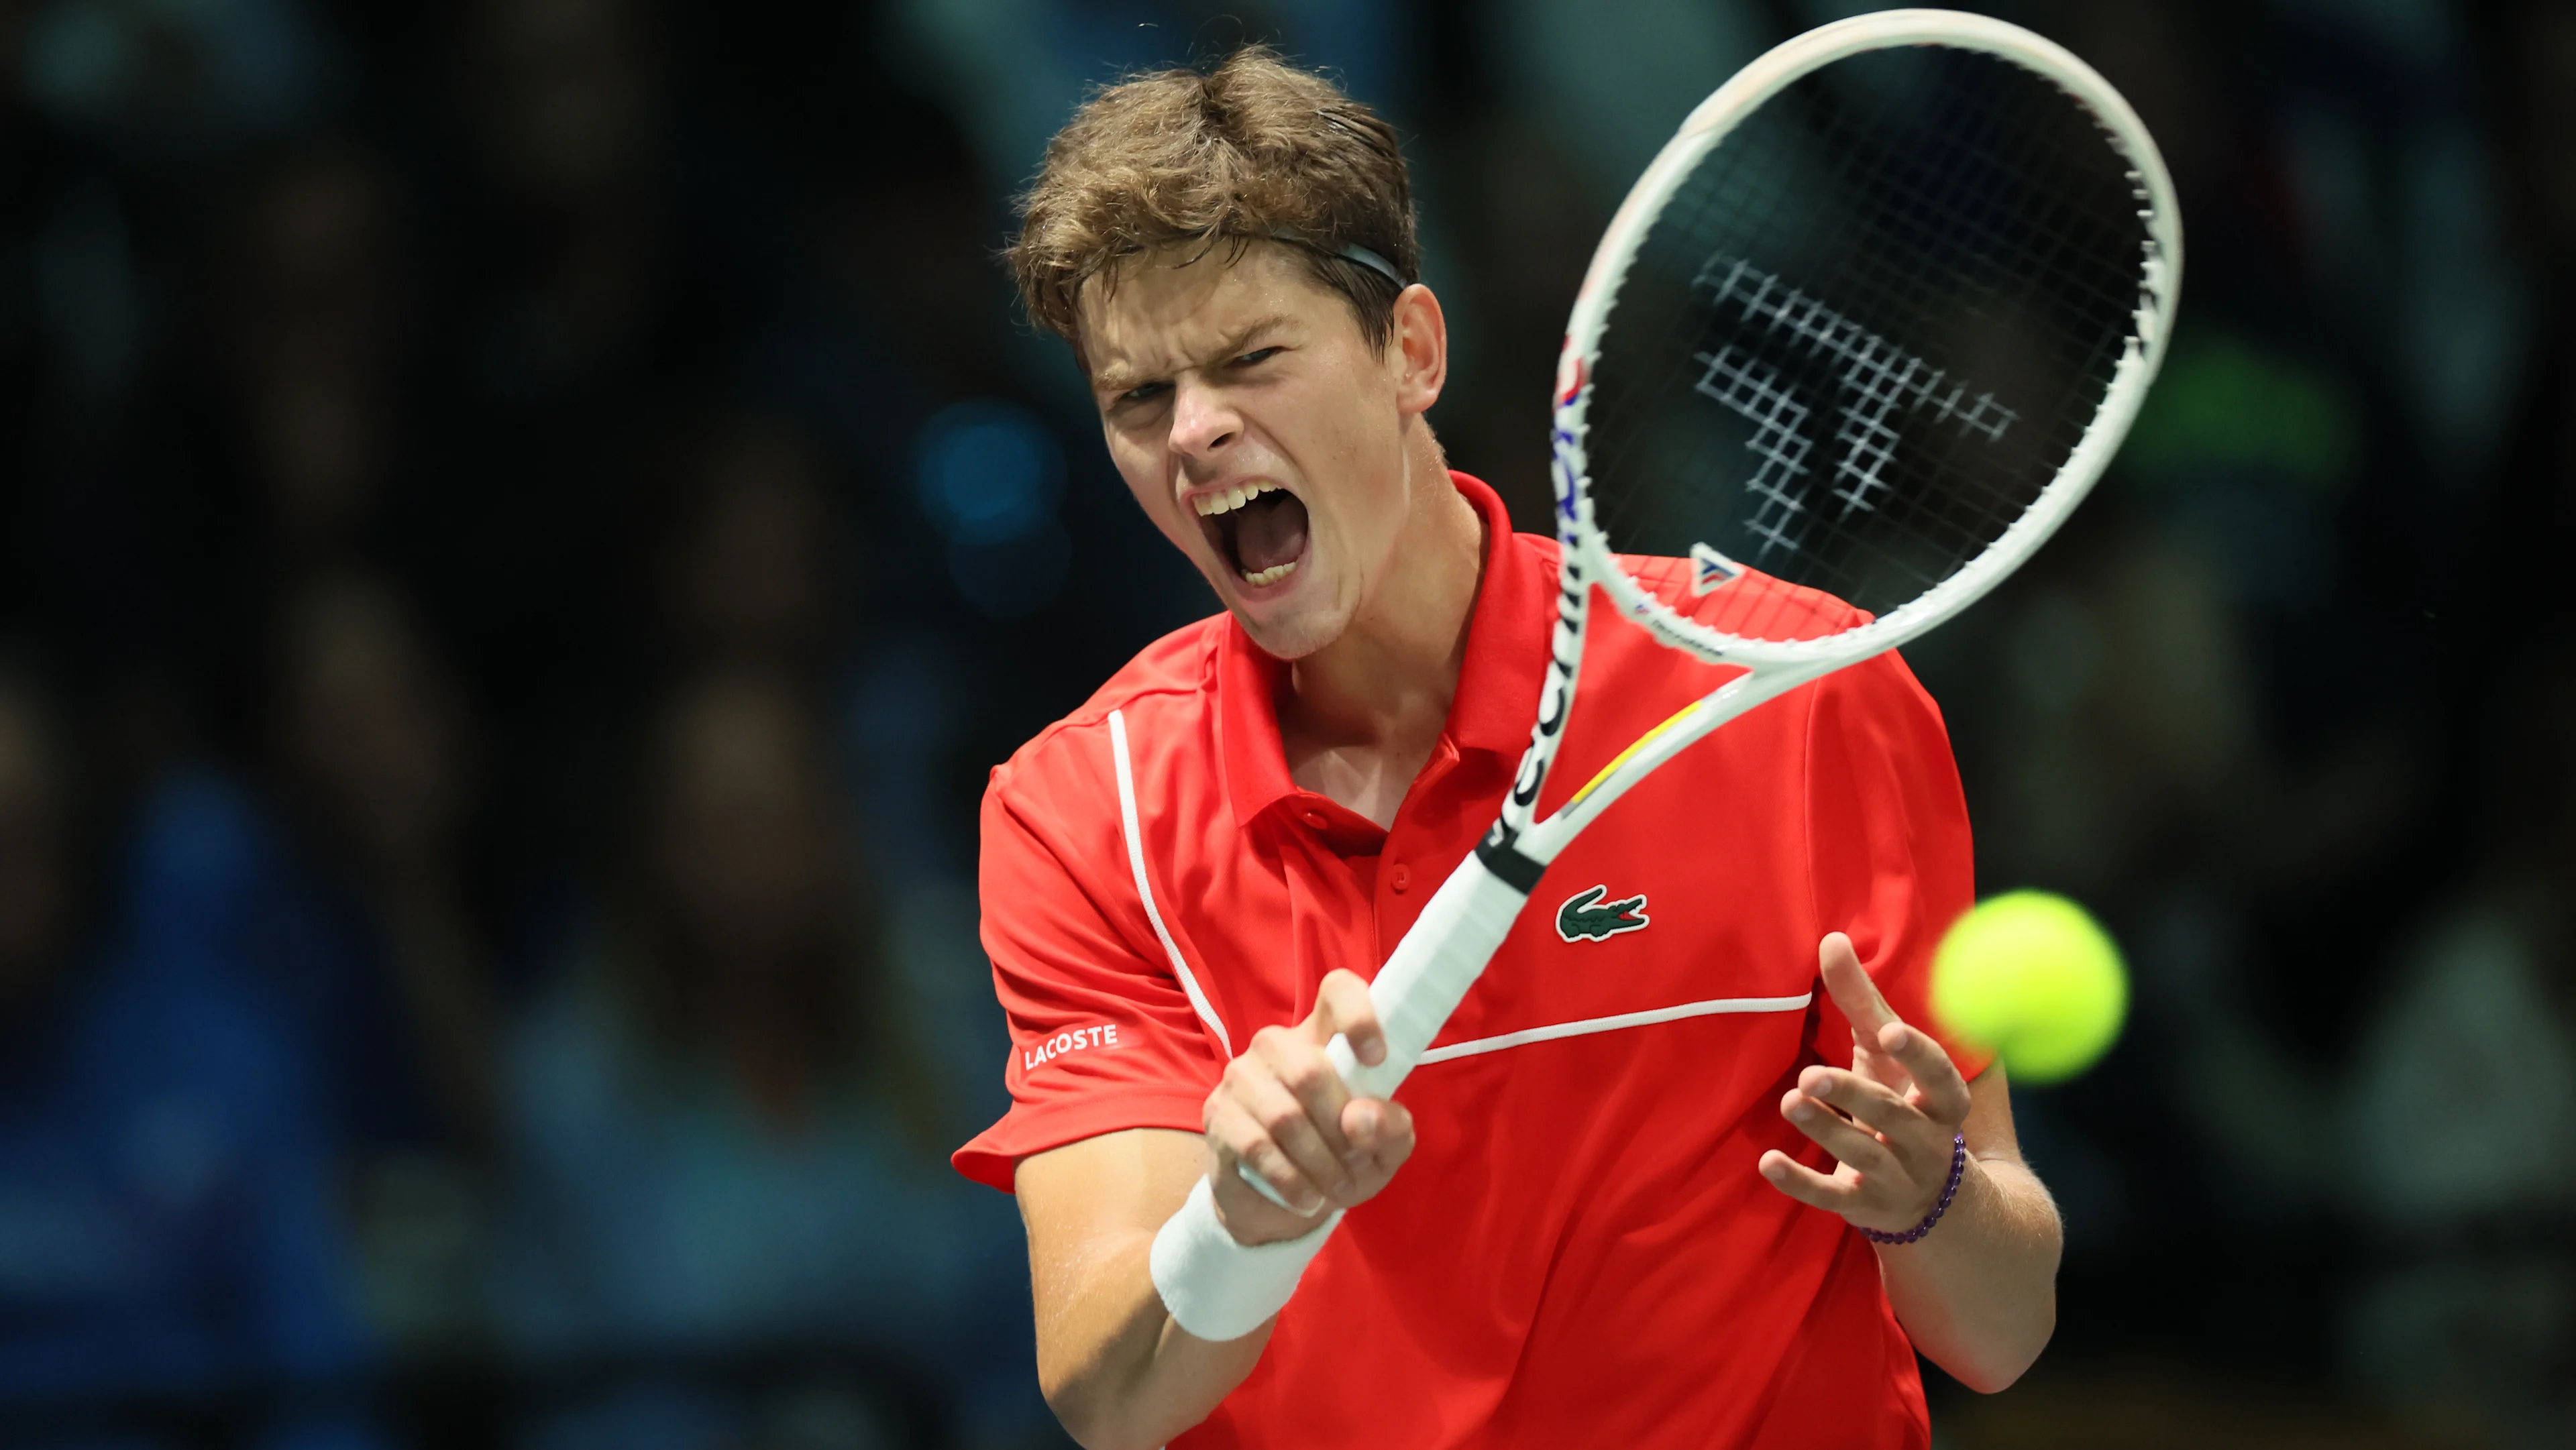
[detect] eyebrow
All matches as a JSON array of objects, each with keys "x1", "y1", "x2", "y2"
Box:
[{"x1": 1092, "y1": 314, "x2": 1299, "y2": 397}]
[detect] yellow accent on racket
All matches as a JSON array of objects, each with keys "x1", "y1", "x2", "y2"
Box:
[{"x1": 1566, "y1": 699, "x2": 1707, "y2": 809}]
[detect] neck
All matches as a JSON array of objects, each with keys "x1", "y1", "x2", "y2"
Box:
[{"x1": 1279, "y1": 428, "x2": 1485, "y2": 828}]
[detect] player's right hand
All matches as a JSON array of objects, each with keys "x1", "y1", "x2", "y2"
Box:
[{"x1": 1203, "y1": 968, "x2": 1415, "y2": 1245}]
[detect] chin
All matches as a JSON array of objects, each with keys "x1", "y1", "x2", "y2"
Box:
[{"x1": 1229, "y1": 594, "x2": 1349, "y2": 662}]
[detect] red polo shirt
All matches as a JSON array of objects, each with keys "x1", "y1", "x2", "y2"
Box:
[{"x1": 957, "y1": 473, "x2": 1984, "y2": 1448}]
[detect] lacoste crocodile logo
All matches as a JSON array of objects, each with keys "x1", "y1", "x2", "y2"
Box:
[{"x1": 1556, "y1": 885, "x2": 1650, "y2": 942}]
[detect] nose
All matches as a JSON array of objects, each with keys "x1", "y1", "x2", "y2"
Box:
[{"x1": 1167, "y1": 374, "x2": 1241, "y2": 460}]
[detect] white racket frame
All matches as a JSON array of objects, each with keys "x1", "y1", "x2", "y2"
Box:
[
  {"x1": 1527, "y1": 7, "x2": 2181, "y2": 855},
  {"x1": 1238, "y1": 8, "x2": 2179, "y2": 1210}
]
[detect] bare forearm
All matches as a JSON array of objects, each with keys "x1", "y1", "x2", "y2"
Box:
[
  {"x1": 1876, "y1": 1152, "x2": 2061, "y2": 1392},
  {"x1": 1019, "y1": 1131, "x2": 1272, "y2": 1450},
  {"x1": 1020, "y1": 982, "x2": 1417, "y2": 1447},
  {"x1": 1034, "y1": 1227, "x2": 1267, "y2": 1449},
  {"x1": 1758, "y1": 947, "x2": 2063, "y2": 1393}
]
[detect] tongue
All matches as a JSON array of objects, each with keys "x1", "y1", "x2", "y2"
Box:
[{"x1": 1234, "y1": 492, "x2": 1309, "y2": 574}]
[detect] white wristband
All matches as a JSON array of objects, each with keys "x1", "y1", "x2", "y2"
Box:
[{"x1": 1148, "y1": 1174, "x2": 1342, "y2": 1341}]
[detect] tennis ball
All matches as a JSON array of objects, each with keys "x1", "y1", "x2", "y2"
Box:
[{"x1": 1929, "y1": 891, "x2": 2127, "y2": 1084}]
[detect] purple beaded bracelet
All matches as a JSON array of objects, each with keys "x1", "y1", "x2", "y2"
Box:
[{"x1": 1860, "y1": 1133, "x2": 1967, "y2": 1245}]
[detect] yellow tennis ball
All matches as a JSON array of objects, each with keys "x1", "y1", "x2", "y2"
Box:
[{"x1": 1929, "y1": 891, "x2": 2127, "y2": 1084}]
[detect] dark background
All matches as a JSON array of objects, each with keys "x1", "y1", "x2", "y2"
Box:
[{"x1": 0, "y1": 1, "x2": 2569, "y2": 1447}]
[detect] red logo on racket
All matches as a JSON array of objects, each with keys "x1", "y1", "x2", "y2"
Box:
[{"x1": 1690, "y1": 542, "x2": 1742, "y2": 594}]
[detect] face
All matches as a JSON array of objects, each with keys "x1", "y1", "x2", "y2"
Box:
[
  {"x1": 280, "y1": 581, "x2": 468, "y2": 872},
  {"x1": 651, "y1": 680, "x2": 838, "y2": 978},
  {"x1": 668, "y1": 421, "x2": 831, "y2": 662},
  {"x1": 1082, "y1": 243, "x2": 1441, "y2": 660}
]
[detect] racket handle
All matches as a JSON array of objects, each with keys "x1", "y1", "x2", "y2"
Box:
[
  {"x1": 1234, "y1": 847, "x2": 1535, "y2": 1213},
  {"x1": 1346, "y1": 846, "x2": 1534, "y2": 1095}
]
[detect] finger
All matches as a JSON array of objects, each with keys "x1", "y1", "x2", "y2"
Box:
[
  {"x1": 1796, "y1": 1064, "x2": 1921, "y2": 1140},
  {"x1": 1224, "y1": 1059, "x2": 1350, "y2": 1210},
  {"x1": 1310, "y1": 968, "x2": 1385, "y2": 1068},
  {"x1": 1876, "y1": 1021, "x2": 1974, "y2": 1127},
  {"x1": 1818, "y1": 931, "x2": 1900, "y2": 1046},
  {"x1": 1819, "y1": 932, "x2": 1921, "y2": 1093},
  {"x1": 1253, "y1": 1029, "x2": 1356, "y2": 1170},
  {"x1": 1757, "y1": 1149, "x2": 1864, "y2": 1213},
  {"x1": 1780, "y1": 1088, "x2": 1900, "y2": 1178},
  {"x1": 1340, "y1": 1095, "x2": 1416, "y2": 1187},
  {"x1": 1205, "y1": 1093, "x2": 1330, "y2": 1215},
  {"x1": 1340, "y1": 1096, "x2": 1381, "y2": 1166},
  {"x1": 1346, "y1": 1095, "x2": 1416, "y2": 1160}
]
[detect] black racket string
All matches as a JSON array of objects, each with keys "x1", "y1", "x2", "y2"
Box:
[
  {"x1": 1660, "y1": 54, "x2": 2119, "y2": 579},
  {"x1": 1580, "y1": 46, "x2": 2149, "y2": 640},
  {"x1": 1597, "y1": 49, "x2": 2133, "y2": 607}
]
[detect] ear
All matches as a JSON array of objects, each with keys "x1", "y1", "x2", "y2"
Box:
[{"x1": 1387, "y1": 284, "x2": 1448, "y2": 419}]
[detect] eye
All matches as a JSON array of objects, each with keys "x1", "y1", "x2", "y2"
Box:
[
  {"x1": 1231, "y1": 346, "x2": 1283, "y2": 369},
  {"x1": 1114, "y1": 380, "x2": 1171, "y2": 408}
]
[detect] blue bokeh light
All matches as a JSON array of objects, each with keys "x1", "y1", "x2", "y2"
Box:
[{"x1": 914, "y1": 401, "x2": 1066, "y2": 549}]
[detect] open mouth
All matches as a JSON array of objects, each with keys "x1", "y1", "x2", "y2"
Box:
[{"x1": 1195, "y1": 482, "x2": 1310, "y2": 589}]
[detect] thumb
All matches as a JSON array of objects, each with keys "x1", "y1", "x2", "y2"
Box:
[
  {"x1": 1309, "y1": 968, "x2": 1386, "y2": 1068},
  {"x1": 1819, "y1": 931, "x2": 1899, "y2": 1044},
  {"x1": 1819, "y1": 930, "x2": 1912, "y2": 1089}
]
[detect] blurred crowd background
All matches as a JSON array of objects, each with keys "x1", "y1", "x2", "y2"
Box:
[{"x1": 0, "y1": 0, "x2": 2569, "y2": 1447}]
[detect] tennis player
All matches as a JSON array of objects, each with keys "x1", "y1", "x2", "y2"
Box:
[{"x1": 952, "y1": 49, "x2": 2063, "y2": 1449}]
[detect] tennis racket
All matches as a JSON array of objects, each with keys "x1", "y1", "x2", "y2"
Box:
[{"x1": 1239, "y1": 9, "x2": 2179, "y2": 1209}]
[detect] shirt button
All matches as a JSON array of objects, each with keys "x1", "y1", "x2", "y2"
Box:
[
  {"x1": 1390, "y1": 862, "x2": 1411, "y2": 893},
  {"x1": 1301, "y1": 810, "x2": 1328, "y2": 829}
]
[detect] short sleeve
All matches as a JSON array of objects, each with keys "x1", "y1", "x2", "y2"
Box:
[
  {"x1": 1802, "y1": 650, "x2": 1992, "y2": 1080},
  {"x1": 950, "y1": 752, "x2": 1227, "y2": 1191}
]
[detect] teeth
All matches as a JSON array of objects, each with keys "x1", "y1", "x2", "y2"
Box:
[
  {"x1": 1240, "y1": 559, "x2": 1298, "y2": 587},
  {"x1": 1191, "y1": 480, "x2": 1279, "y2": 517}
]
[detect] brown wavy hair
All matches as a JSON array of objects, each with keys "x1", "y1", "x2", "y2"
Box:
[{"x1": 1009, "y1": 45, "x2": 1419, "y2": 362}]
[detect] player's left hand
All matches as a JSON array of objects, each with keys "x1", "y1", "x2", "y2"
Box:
[{"x1": 1758, "y1": 930, "x2": 1977, "y2": 1238}]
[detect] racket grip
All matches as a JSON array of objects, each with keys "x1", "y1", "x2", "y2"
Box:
[
  {"x1": 1234, "y1": 849, "x2": 1534, "y2": 1212},
  {"x1": 1345, "y1": 847, "x2": 1533, "y2": 1095}
]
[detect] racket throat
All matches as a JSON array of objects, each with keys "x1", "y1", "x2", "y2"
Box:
[{"x1": 1472, "y1": 827, "x2": 1548, "y2": 895}]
